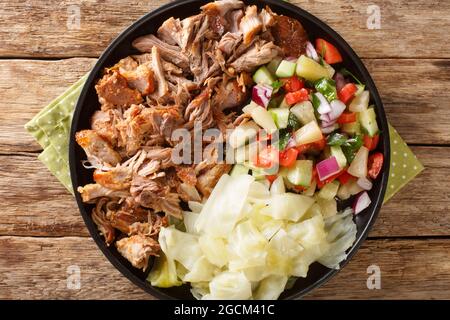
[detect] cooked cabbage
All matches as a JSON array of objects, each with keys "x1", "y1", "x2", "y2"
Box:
[
  {"x1": 318, "y1": 208, "x2": 357, "y2": 269},
  {"x1": 254, "y1": 275, "x2": 288, "y2": 300},
  {"x1": 204, "y1": 272, "x2": 252, "y2": 300},
  {"x1": 147, "y1": 252, "x2": 182, "y2": 288},
  {"x1": 195, "y1": 174, "x2": 253, "y2": 237},
  {"x1": 199, "y1": 234, "x2": 229, "y2": 268},
  {"x1": 151, "y1": 174, "x2": 358, "y2": 300},
  {"x1": 260, "y1": 193, "x2": 315, "y2": 221}
]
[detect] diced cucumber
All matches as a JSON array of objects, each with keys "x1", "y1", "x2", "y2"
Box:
[
  {"x1": 242, "y1": 101, "x2": 259, "y2": 115},
  {"x1": 296, "y1": 55, "x2": 330, "y2": 82},
  {"x1": 316, "y1": 197, "x2": 337, "y2": 218},
  {"x1": 269, "y1": 108, "x2": 290, "y2": 129},
  {"x1": 250, "y1": 107, "x2": 278, "y2": 133},
  {"x1": 349, "y1": 90, "x2": 370, "y2": 112},
  {"x1": 318, "y1": 180, "x2": 340, "y2": 200},
  {"x1": 267, "y1": 58, "x2": 282, "y2": 75},
  {"x1": 276, "y1": 60, "x2": 297, "y2": 78},
  {"x1": 244, "y1": 162, "x2": 277, "y2": 178},
  {"x1": 286, "y1": 160, "x2": 313, "y2": 187},
  {"x1": 270, "y1": 176, "x2": 286, "y2": 195},
  {"x1": 358, "y1": 108, "x2": 379, "y2": 137},
  {"x1": 253, "y1": 66, "x2": 276, "y2": 86},
  {"x1": 229, "y1": 121, "x2": 260, "y2": 149},
  {"x1": 268, "y1": 95, "x2": 285, "y2": 109},
  {"x1": 347, "y1": 146, "x2": 369, "y2": 178},
  {"x1": 294, "y1": 121, "x2": 323, "y2": 145},
  {"x1": 302, "y1": 179, "x2": 317, "y2": 197},
  {"x1": 279, "y1": 97, "x2": 290, "y2": 109},
  {"x1": 230, "y1": 164, "x2": 249, "y2": 177},
  {"x1": 341, "y1": 121, "x2": 361, "y2": 135},
  {"x1": 290, "y1": 101, "x2": 316, "y2": 125},
  {"x1": 355, "y1": 84, "x2": 365, "y2": 96},
  {"x1": 315, "y1": 78, "x2": 338, "y2": 102},
  {"x1": 323, "y1": 61, "x2": 335, "y2": 78},
  {"x1": 337, "y1": 182, "x2": 351, "y2": 200},
  {"x1": 330, "y1": 145, "x2": 347, "y2": 168}
]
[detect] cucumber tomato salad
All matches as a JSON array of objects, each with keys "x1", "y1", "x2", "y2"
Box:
[{"x1": 234, "y1": 38, "x2": 384, "y2": 209}]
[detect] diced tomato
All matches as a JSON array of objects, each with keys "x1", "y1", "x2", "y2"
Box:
[
  {"x1": 266, "y1": 175, "x2": 278, "y2": 184},
  {"x1": 368, "y1": 152, "x2": 384, "y2": 179},
  {"x1": 296, "y1": 136, "x2": 326, "y2": 154},
  {"x1": 337, "y1": 171, "x2": 354, "y2": 185},
  {"x1": 316, "y1": 169, "x2": 344, "y2": 188},
  {"x1": 294, "y1": 185, "x2": 307, "y2": 192},
  {"x1": 315, "y1": 38, "x2": 343, "y2": 64},
  {"x1": 279, "y1": 148, "x2": 299, "y2": 167},
  {"x1": 254, "y1": 146, "x2": 279, "y2": 168},
  {"x1": 336, "y1": 112, "x2": 357, "y2": 124},
  {"x1": 285, "y1": 88, "x2": 310, "y2": 105},
  {"x1": 338, "y1": 83, "x2": 358, "y2": 104},
  {"x1": 363, "y1": 134, "x2": 380, "y2": 151},
  {"x1": 282, "y1": 76, "x2": 304, "y2": 92}
]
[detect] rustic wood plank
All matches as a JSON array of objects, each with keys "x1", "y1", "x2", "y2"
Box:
[
  {"x1": 0, "y1": 146, "x2": 447, "y2": 238},
  {"x1": 0, "y1": 236, "x2": 153, "y2": 300},
  {"x1": 1, "y1": 0, "x2": 449, "y2": 59},
  {"x1": 307, "y1": 238, "x2": 450, "y2": 299},
  {"x1": 1, "y1": 58, "x2": 449, "y2": 153},
  {"x1": 0, "y1": 58, "x2": 96, "y2": 153},
  {"x1": 0, "y1": 154, "x2": 89, "y2": 237},
  {"x1": 0, "y1": 236, "x2": 448, "y2": 299},
  {"x1": 365, "y1": 59, "x2": 450, "y2": 145}
]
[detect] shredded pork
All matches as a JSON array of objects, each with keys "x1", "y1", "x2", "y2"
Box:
[{"x1": 75, "y1": 0, "x2": 310, "y2": 270}]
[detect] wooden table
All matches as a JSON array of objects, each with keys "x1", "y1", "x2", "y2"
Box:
[{"x1": 1, "y1": 0, "x2": 449, "y2": 300}]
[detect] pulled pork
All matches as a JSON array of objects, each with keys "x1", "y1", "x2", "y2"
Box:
[{"x1": 75, "y1": 0, "x2": 307, "y2": 271}]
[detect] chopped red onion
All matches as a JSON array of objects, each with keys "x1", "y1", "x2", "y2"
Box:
[
  {"x1": 285, "y1": 136, "x2": 297, "y2": 149},
  {"x1": 306, "y1": 41, "x2": 319, "y2": 61},
  {"x1": 285, "y1": 56, "x2": 297, "y2": 62},
  {"x1": 252, "y1": 84, "x2": 273, "y2": 108},
  {"x1": 319, "y1": 112, "x2": 331, "y2": 122},
  {"x1": 321, "y1": 123, "x2": 339, "y2": 134},
  {"x1": 321, "y1": 118, "x2": 337, "y2": 127},
  {"x1": 357, "y1": 177, "x2": 373, "y2": 190},
  {"x1": 328, "y1": 100, "x2": 347, "y2": 120},
  {"x1": 316, "y1": 156, "x2": 341, "y2": 181},
  {"x1": 353, "y1": 191, "x2": 371, "y2": 215},
  {"x1": 315, "y1": 92, "x2": 332, "y2": 114},
  {"x1": 333, "y1": 72, "x2": 347, "y2": 92}
]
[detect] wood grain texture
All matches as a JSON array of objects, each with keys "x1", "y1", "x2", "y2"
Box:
[
  {"x1": 0, "y1": 154, "x2": 89, "y2": 237},
  {"x1": 0, "y1": 146, "x2": 447, "y2": 238},
  {"x1": 307, "y1": 238, "x2": 450, "y2": 299},
  {"x1": 0, "y1": 236, "x2": 448, "y2": 299},
  {"x1": 1, "y1": 58, "x2": 449, "y2": 154},
  {"x1": 0, "y1": 58, "x2": 95, "y2": 153},
  {"x1": 1, "y1": 0, "x2": 450, "y2": 59}
]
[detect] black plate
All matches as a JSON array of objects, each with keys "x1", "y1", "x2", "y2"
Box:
[{"x1": 69, "y1": 0, "x2": 390, "y2": 300}]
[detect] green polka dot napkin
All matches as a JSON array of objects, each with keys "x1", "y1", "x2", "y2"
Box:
[
  {"x1": 383, "y1": 124, "x2": 424, "y2": 203},
  {"x1": 24, "y1": 75, "x2": 424, "y2": 202},
  {"x1": 24, "y1": 74, "x2": 89, "y2": 194}
]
